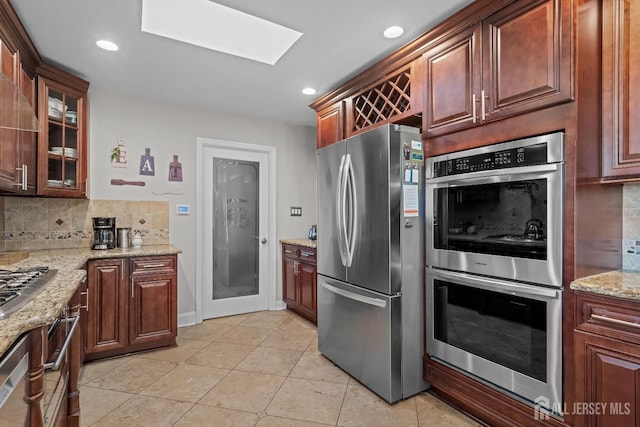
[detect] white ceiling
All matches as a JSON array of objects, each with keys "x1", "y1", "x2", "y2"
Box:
[{"x1": 11, "y1": 0, "x2": 474, "y2": 127}]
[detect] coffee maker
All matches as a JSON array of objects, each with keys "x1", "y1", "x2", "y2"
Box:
[{"x1": 92, "y1": 217, "x2": 116, "y2": 250}]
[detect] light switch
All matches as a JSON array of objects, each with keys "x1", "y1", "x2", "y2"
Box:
[
  {"x1": 176, "y1": 204, "x2": 190, "y2": 215},
  {"x1": 290, "y1": 207, "x2": 302, "y2": 216}
]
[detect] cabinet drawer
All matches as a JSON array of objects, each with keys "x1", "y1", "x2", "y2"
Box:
[
  {"x1": 575, "y1": 291, "x2": 640, "y2": 344},
  {"x1": 299, "y1": 248, "x2": 316, "y2": 263},
  {"x1": 282, "y1": 244, "x2": 300, "y2": 258},
  {"x1": 130, "y1": 256, "x2": 176, "y2": 275}
]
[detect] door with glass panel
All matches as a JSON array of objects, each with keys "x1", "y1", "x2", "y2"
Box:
[{"x1": 202, "y1": 147, "x2": 269, "y2": 319}]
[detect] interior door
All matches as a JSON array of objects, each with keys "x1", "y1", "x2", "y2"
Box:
[{"x1": 202, "y1": 146, "x2": 270, "y2": 319}]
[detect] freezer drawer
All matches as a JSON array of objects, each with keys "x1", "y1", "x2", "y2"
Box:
[{"x1": 317, "y1": 275, "x2": 401, "y2": 403}]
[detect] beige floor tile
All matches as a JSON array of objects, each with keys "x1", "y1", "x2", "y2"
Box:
[
  {"x1": 214, "y1": 324, "x2": 274, "y2": 346},
  {"x1": 174, "y1": 404, "x2": 259, "y2": 427},
  {"x1": 337, "y1": 380, "x2": 418, "y2": 427},
  {"x1": 416, "y1": 393, "x2": 480, "y2": 426},
  {"x1": 84, "y1": 357, "x2": 176, "y2": 393},
  {"x1": 289, "y1": 352, "x2": 350, "y2": 384},
  {"x1": 78, "y1": 385, "x2": 132, "y2": 427},
  {"x1": 186, "y1": 341, "x2": 255, "y2": 369},
  {"x1": 260, "y1": 328, "x2": 316, "y2": 351},
  {"x1": 256, "y1": 416, "x2": 334, "y2": 427},
  {"x1": 136, "y1": 337, "x2": 209, "y2": 363},
  {"x1": 177, "y1": 321, "x2": 234, "y2": 341},
  {"x1": 91, "y1": 395, "x2": 193, "y2": 427},
  {"x1": 306, "y1": 336, "x2": 319, "y2": 353},
  {"x1": 206, "y1": 312, "x2": 254, "y2": 325},
  {"x1": 199, "y1": 370, "x2": 285, "y2": 413},
  {"x1": 278, "y1": 315, "x2": 316, "y2": 332},
  {"x1": 140, "y1": 364, "x2": 229, "y2": 402},
  {"x1": 267, "y1": 377, "x2": 347, "y2": 424},
  {"x1": 240, "y1": 310, "x2": 291, "y2": 329},
  {"x1": 235, "y1": 346, "x2": 303, "y2": 376},
  {"x1": 79, "y1": 356, "x2": 129, "y2": 385}
]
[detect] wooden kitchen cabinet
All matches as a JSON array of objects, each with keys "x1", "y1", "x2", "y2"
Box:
[
  {"x1": 36, "y1": 64, "x2": 88, "y2": 198},
  {"x1": 282, "y1": 243, "x2": 317, "y2": 323},
  {"x1": 85, "y1": 258, "x2": 128, "y2": 356},
  {"x1": 601, "y1": 0, "x2": 640, "y2": 180},
  {"x1": 0, "y1": 25, "x2": 37, "y2": 195},
  {"x1": 423, "y1": 0, "x2": 573, "y2": 137},
  {"x1": 317, "y1": 102, "x2": 344, "y2": 149},
  {"x1": 573, "y1": 291, "x2": 640, "y2": 426},
  {"x1": 85, "y1": 255, "x2": 177, "y2": 361}
]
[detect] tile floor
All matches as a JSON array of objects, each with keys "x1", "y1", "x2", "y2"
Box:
[{"x1": 79, "y1": 310, "x2": 482, "y2": 426}]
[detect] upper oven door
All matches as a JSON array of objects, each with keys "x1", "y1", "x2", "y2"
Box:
[{"x1": 425, "y1": 162, "x2": 563, "y2": 287}]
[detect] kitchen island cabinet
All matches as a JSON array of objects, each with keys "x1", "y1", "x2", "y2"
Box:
[
  {"x1": 422, "y1": 0, "x2": 573, "y2": 137},
  {"x1": 85, "y1": 255, "x2": 177, "y2": 361},
  {"x1": 281, "y1": 241, "x2": 317, "y2": 324}
]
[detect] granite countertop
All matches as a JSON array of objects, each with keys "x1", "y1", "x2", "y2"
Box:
[
  {"x1": 0, "y1": 245, "x2": 181, "y2": 357},
  {"x1": 570, "y1": 270, "x2": 640, "y2": 301},
  {"x1": 280, "y1": 238, "x2": 317, "y2": 249}
]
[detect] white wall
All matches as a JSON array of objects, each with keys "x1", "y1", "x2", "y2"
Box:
[{"x1": 88, "y1": 89, "x2": 317, "y2": 324}]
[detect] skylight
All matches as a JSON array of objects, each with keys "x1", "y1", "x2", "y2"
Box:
[{"x1": 141, "y1": 0, "x2": 302, "y2": 65}]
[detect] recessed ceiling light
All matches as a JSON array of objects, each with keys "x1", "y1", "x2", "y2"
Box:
[
  {"x1": 383, "y1": 26, "x2": 404, "y2": 39},
  {"x1": 96, "y1": 40, "x2": 119, "y2": 51},
  {"x1": 302, "y1": 88, "x2": 317, "y2": 95},
  {"x1": 141, "y1": 0, "x2": 302, "y2": 65}
]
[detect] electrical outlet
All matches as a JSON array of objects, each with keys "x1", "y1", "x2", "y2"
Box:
[{"x1": 290, "y1": 207, "x2": 302, "y2": 216}]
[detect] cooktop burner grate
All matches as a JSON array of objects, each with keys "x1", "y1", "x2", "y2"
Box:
[{"x1": 0, "y1": 267, "x2": 57, "y2": 320}]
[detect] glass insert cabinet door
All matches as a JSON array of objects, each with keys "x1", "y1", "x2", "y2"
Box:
[
  {"x1": 37, "y1": 73, "x2": 87, "y2": 197},
  {"x1": 212, "y1": 158, "x2": 260, "y2": 300}
]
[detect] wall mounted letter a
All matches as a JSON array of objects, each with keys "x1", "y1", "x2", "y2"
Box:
[{"x1": 139, "y1": 148, "x2": 155, "y2": 176}]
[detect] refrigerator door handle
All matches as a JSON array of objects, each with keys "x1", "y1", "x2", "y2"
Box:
[
  {"x1": 336, "y1": 154, "x2": 348, "y2": 266},
  {"x1": 345, "y1": 154, "x2": 357, "y2": 267},
  {"x1": 321, "y1": 282, "x2": 387, "y2": 308}
]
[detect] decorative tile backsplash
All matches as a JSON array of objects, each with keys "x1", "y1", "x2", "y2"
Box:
[
  {"x1": 0, "y1": 198, "x2": 169, "y2": 251},
  {"x1": 623, "y1": 183, "x2": 640, "y2": 270}
]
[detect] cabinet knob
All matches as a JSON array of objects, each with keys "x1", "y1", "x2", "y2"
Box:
[{"x1": 261, "y1": 238, "x2": 267, "y2": 244}]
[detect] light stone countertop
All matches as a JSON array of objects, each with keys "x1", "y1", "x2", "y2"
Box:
[
  {"x1": 0, "y1": 245, "x2": 181, "y2": 357},
  {"x1": 570, "y1": 270, "x2": 640, "y2": 301},
  {"x1": 280, "y1": 239, "x2": 317, "y2": 249}
]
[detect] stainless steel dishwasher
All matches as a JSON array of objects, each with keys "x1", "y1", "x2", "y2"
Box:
[{"x1": 0, "y1": 333, "x2": 30, "y2": 426}]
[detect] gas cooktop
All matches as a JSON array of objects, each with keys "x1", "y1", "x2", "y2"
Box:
[{"x1": 0, "y1": 267, "x2": 57, "y2": 320}]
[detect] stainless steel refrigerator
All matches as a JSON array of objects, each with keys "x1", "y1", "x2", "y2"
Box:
[{"x1": 317, "y1": 124, "x2": 429, "y2": 403}]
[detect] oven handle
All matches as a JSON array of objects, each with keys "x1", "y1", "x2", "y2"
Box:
[
  {"x1": 44, "y1": 315, "x2": 80, "y2": 371},
  {"x1": 428, "y1": 268, "x2": 561, "y2": 299},
  {"x1": 321, "y1": 282, "x2": 387, "y2": 308},
  {"x1": 426, "y1": 163, "x2": 560, "y2": 185}
]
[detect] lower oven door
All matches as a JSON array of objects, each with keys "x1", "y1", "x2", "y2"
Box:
[
  {"x1": 0, "y1": 334, "x2": 29, "y2": 426},
  {"x1": 426, "y1": 267, "x2": 562, "y2": 414}
]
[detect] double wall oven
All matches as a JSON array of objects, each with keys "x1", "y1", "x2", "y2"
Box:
[{"x1": 425, "y1": 132, "x2": 564, "y2": 415}]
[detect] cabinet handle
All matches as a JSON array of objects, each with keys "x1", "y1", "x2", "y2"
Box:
[
  {"x1": 301, "y1": 251, "x2": 314, "y2": 257},
  {"x1": 472, "y1": 93, "x2": 477, "y2": 124},
  {"x1": 481, "y1": 90, "x2": 487, "y2": 122},
  {"x1": 131, "y1": 277, "x2": 134, "y2": 298},
  {"x1": 15, "y1": 164, "x2": 27, "y2": 191},
  {"x1": 80, "y1": 289, "x2": 89, "y2": 312},
  {"x1": 140, "y1": 263, "x2": 166, "y2": 268},
  {"x1": 591, "y1": 314, "x2": 640, "y2": 329},
  {"x1": 284, "y1": 250, "x2": 294, "y2": 254},
  {"x1": 121, "y1": 260, "x2": 124, "y2": 281}
]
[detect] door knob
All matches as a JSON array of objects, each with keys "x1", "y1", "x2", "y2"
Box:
[{"x1": 261, "y1": 238, "x2": 267, "y2": 244}]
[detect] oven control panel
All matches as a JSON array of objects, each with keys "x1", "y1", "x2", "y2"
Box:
[{"x1": 432, "y1": 142, "x2": 548, "y2": 177}]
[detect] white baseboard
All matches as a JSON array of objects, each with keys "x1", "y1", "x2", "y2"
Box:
[
  {"x1": 178, "y1": 311, "x2": 197, "y2": 327},
  {"x1": 273, "y1": 300, "x2": 287, "y2": 311}
]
